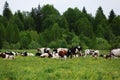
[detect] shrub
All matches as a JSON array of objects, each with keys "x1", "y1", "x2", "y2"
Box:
[
  {"x1": 28, "y1": 40, "x2": 40, "y2": 49},
  {"x1": 95, "y1": 38, "x2": 111, "y2": 50},
  {"x1": 2, "y1": 41, "x2": 10, "y2": 49}
]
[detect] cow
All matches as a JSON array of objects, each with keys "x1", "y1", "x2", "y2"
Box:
[
  {"x1": 105, "y1": 53, "x2": 114, "y2": 59},
  {"x1": 67, "y1": 46, "x2": 82, "y2": 58},
  {"x1": 58, "y1": 49, "x2": 67, "y2": 60},
  {"x1": 52, "y1": 53, "x2": 60, "y2": 59},
  {"x1": 40, "y1": 48, "x2": 53, "y2": 58},
  {"x1": 0, "y1": 53, "x2": 15, "y2": 59},
  {"x1": 0, "y1": 53, "x2": 6, "y2": 58},
  {"x1": 35, "y1": 52, "x2": 42, "y2": 56},
  {"x1": 37, "y1": 48, "x2": 51, "y2": 54},
  {"x1": 92, "y1": 50, "x2": 100, "y2": 58},
  {"x1": 111, "y1": 48, "x2": 120, "y2": 57},
  {"x1": 52, "y1": 48, "x2": 68, "y2": 59},
  {"x1": 84, "y1": 49, "x2": 99, "y2": 58},
  {"x1": 21, "y1": 51, "x2": 34, "y2": 56},
  {"x1": 105, "y1": 48, "x2": 120, "y2": 59},
  {"x1": 40, "y1": 52, "x2": 53, "y2": 58}
]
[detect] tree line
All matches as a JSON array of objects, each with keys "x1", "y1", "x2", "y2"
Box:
[{"x1": 0, "y1": 1, "x2": 120, "y2": 49}]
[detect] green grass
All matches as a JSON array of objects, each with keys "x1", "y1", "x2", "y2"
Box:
[{"x1": 0, "y1": 50, "x2": 120, "y2": 80}]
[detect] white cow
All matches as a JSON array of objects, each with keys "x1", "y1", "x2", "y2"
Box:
[
  {"x1": 111, "y1": 48, "x2": 120, "y2": 57},
  {"x1": 105, "y1": 48, "x2": 120, "y2": 59},
  {"x1": 92, "y1": 50, "x2": 99, "y2": 58}
]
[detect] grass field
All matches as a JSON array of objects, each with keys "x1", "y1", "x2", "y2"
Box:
[{"x1": 0, "y1": 49, "x2": 120, "y2": 80}]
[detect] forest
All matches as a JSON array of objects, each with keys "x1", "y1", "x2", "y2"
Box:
[{"x1": 0, "y1": 1, "x2": 120, "y2": 49}]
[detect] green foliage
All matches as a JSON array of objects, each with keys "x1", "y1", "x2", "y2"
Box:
[
  {"x1": 20, "y1": 31, "x2": 32, "y2": 49},
  {"x1": 95, "y1": 38, "x2": 111, "y2": 50},
  {"x1": 41, "y1": 4, "x2": 60, "y2": 19},
  {"x1": 79, "y1": 33, "x2": 95, "y2": 48},
  {"x1": 30, "y1": 5, "x2": 42, "y2": 32},
  {"x1": 71, "y1": 35, "x2": 80, "y2": 46},
  {"x1": 94, "y1": 7, "x2": 107, "y2": 32},
  {"x1": 10, "y1": 43, "x2": 21, "y2": 49},
  {"x1": 75, "y1": 17, "x2": 94, "y2": 38},
  {"x1": 0, "y1": 24, "x2": 6, "y2": 48},
  {"x1": 57, "y1": 39, "x2": 68, "y2": 48},
  {"x1": 0, "y1": 2, "x2": 120, "y2": 49},
  {"x1": 24, "y1": 16, "x2": 35, "y2": 30},
  {"x1": 5, "y1": 19, "x2": 20, "y2": 43},
  {"x1": 14, "y1": 14, "x2": 24, "y2": 31},
  {"x1": 111, "y1": 16, "x2": 120, "y2": 36},
  {"x1": 29, "y1": 30, "x2": 39, "y2": 42},
  {"x1": 48, "y1": 41, "x2": 58, "y2": 48},
  {"x1": 108, "y1": 9, "x2": 116, "y2": 23},
  {"x1": 63, "y1": 7, "x2": 84, "y2": 32},
  {"x1": 37, "y1": 33, "x2": 46, "y2": 47},
  {"x1": 2, "y1": 41, "x2": 10, "y2": 49},
  {"x1": 28, "y1": 40, "x2": 40, "y2": 49},
  {"x1": 96, "y1": 24, "x2": 105, "y2": 38},
  {"x1": 111, "y1": 36, "x2": 120, "y2": 48}
]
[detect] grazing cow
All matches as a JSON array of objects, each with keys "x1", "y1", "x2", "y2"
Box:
[
  {"x1": 67, "y1": 46, "x2": 82, "y2": 58},
  {"x1": 105, "y1": 48, "x2": 120, "y2": 59}
]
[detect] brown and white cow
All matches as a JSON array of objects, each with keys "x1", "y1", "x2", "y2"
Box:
[{"x1": 52, "y1": 48, "x2": 68, "y2": 59}]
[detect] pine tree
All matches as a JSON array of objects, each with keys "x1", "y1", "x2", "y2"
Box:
[
  {"x1": 3, "y1": 1, "x2": 13, "y2": 21},
  {"x1": 94, "y1": 6, "x2": 107, "y2": 31},
  {"x1": 108, "y1": 9, "x2": 116, "y2": 23},
  {"x1": 82, "y1": 6, "x2": 87, "y2": 14}
]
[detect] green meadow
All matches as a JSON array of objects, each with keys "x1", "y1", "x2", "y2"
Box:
[{"x1": 0, "y1": 50, "x2": 120, "y2": 80}]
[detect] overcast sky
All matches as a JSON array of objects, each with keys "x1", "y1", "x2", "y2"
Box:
[{"x1": 0, "y1": 0, "x2": 120, "y2": 17}]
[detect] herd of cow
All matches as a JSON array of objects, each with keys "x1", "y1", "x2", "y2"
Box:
[{"x1": 0, "y1": 46, "x2": 120, "y2": 60}]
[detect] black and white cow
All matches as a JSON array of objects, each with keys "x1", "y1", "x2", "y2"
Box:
[
  {"x1": 40, "y1": 51, "x2": 53, "y2": 58},
  {"x1": 37, "y1": 48, "x2": 51, "y2": 54},
  {"x1": 84, "y1": 49, "x2": 99, "y2": 58},
  {"x1": 67, "y1": 46, "x2": 82, "y2": 58},
  {"x1": 0, "y1": 52, "x2": 15, "y2": 59},
  {"x1": 21, "y1": 51, "x2": 34, "y2": 56}
]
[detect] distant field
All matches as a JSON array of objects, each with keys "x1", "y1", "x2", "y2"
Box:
[{"x1": 0, "y1": 50, "x2": 120, "y2": 80}]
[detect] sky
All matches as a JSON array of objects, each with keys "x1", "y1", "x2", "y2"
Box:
[{"x1": 0, "y1": 0, "x2": 120, "y2": 17}]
